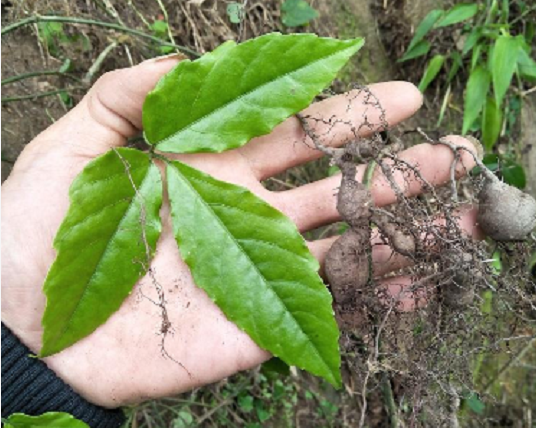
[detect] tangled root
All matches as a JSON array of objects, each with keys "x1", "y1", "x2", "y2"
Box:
[{"x1": 297, "y1": 86, "x2": 535, "y2": 426}]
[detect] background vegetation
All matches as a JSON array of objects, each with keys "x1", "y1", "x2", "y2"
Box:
[{"x1": 2, "y1": 0, "x2": 535, "y2": 426}]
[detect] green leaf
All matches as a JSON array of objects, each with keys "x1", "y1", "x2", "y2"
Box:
[
  {"x1": 143, "y1": 33, "x2": 363, "y2": 154},
  {"x1": 255, "y1": 402, "x2": 272, "y2": 422},
  {"x1": 40, "y1": 148, "x2": 162, "y2": 357},
  {"x1": 399, "y1": 40, "x2": 431, "y2": 62},
  {"x1": 418, "y1": 54, "x2": 445, "y2": 92},
  {"x1": 518, "y1": 48, "x2": 536, "y2": 81},
  {"x1": 482, "y1": 96, "x2": 502, "y2": 149},
  {"x1": 435, "y1": 3, "x2": 479, "y2": 28},
  {"x1": 151, "y1": 20, "x2": 168, "y2": 38},
  {"x1": 490, "y1": 34, "x2": 520, "y2": 106},
  {"x1": 471, "y1": 43, "x2": 483, "y2": 70},
  {"x1": 4, "y1": 412, "x2": 89, "y2": 428},
  {"x1": 462, "y1": 66, "x2": 490, "y2": 134},
  {"x1": 226, "y1": 3, "x2": 243, "y2": 24},
  {"x1": 466, "y1": 393, "x2": 485, "y2": 414},
  {"x1": 500, "y1": 0, "x2": 509, "y2": 23},
  {"x1": 59, "y1": 58, "x2": 73, "y2": 73},
  {"x1": 262, "y1": 357, "x2": 291, "y2": 377},
  {"x1": 166, "y1": 160, "x2": 341, "y2": 386},
  {"x1": 483, "y1": 153, "x2": 499, "y2": 171},
  {"x1": 501, "y1": 159, "x2": 526, "y2": 189},
  {"x1": 37, "y1": 22, "x2": 70, "y2": 57},
  {"x1": 281, "y1": 0, "x2": 319, "y2": 27},
  {"x1": 447, "y1": 51, "x2": 463, "y2": 82},
  {"x1": 462, "y1": 27, "x2": 482, "y2": 55},
  {"x1": 238, "y1": 395, "x2": 255, "y2": 412},
  {"x1": 328, "y1": 165, "x2": 340, "y2": 176},
  {"x1": 173, "y1": 411, "x2": 194, "y2": 428},
  {"x1": 405, "y1": 9, "x2": 444, "y2": 53},
  {"x1": 526, "y1": 22, "x2": 535, "y2": 46}
]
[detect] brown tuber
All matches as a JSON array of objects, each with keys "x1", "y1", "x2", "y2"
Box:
[
  {"x1": 477, "y1": 174, "x2": 536, "y2": 241},
  {"x1": 441, "y1": 251, "x2": 478, "y2": 308}
]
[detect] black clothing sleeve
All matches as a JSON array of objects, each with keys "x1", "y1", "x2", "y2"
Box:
[{"x1": 2, "y1": 323, "x2": 125, "y2": 428}]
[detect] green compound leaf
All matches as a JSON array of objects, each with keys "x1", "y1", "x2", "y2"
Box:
[
  {"x1": 4, "y1": 412, "x2": 89, "y2": 428},
  {"x1": 143, "y1": 33, "x2": 363, "y2": 154},
  {"x1": 40, "y1": 148, "x2": 162, "y2": 357},
  {"x1": 281, "y1": 0, "x2": 319, "y2": 27},
  {"x1": 166, "y1": 160, "x2": 341, "y2": 386},
  {"x1": 463, "y1": 66, "x2": 490, "y2": 134}
]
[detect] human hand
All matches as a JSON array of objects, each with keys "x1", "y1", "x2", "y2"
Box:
[{"x1": 1, "y1": 56, "x2": 481, "y2": 407}]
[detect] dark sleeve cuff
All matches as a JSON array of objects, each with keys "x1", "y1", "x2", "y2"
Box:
[{"x1": 1, "y1": 323, "x2": 125, "y2": 428}]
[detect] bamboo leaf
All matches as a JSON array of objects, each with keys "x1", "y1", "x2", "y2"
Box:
[
  {"x1": 482, "y1": 96, "x2": 502, "y2": 149},
  {"x1": 463, "y1": 66, "x2": 490, "y2": 134},
  {"x1": 405, "y1": 9, "x2": 443, "y2": 53},
  {"x1": 143, "y1": 33, "x2": 363, "y2": 154},
  {"x1": 435, "y1": 3, "x2": 478, "y2": 28},
  {"x1": 518, "y1": 48, "x2": 536, "y2": 81},
  {"x1": 418, "y1": 54, "x2": 445, "y2": 92},
  {"x1": 462, "y1": 27, "x2": 482, "y2": 55},
  {"x1": 471, "y1": 44, "x2": 483, "y2": 70},
  {"x1": 447, "y1": 51, "x2": 463, "y2": 82},
  {"x1": 166, "y1": 160, "x2": 341, "y2": 386},
  {"x1": 40, "y1": 148, "x2": 162, "y2": 357},
  {"x1": 399, "y1": 40, "x2": 431, "y2": 62},
  {"x1": 491, "y1": 34, "x2": 520, "y2": 106}
]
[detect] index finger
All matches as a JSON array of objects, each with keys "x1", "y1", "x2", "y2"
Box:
[{"x1": 238, "y1": 82, "x2": 423, "y2": 180}]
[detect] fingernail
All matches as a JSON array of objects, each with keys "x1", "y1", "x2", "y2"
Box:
[
  {"x1": 464, "y1": 136, "x2": 484, "y2": 160},
  {"x1": 150, "y1": 52, "x2": 188, "y2": 63}
]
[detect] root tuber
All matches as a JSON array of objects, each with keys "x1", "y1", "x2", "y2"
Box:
[
  {"x1": 441, "y1": 250, "x2": 478, "y2": 308},
  {"x1": 477, "y1": 174, "x2": 536, "y2": 241}
]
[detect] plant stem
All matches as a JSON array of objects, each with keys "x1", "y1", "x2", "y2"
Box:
[
  {"x1": 2, "y1": 70, "x2": 82, "y2": 85},
  {"x1": 1, "y1": 87, "x2": 86, "y2": 103},
  {"x1": 84, "y1": 41, "x2": 118, "y2": 83},
  {"x1": 482, "y1": 337, "x2": 536, "y2": 393},
  {"x1": 1, "y1": 15, "x2": 200, "y2": 58},
  {"x1": 381, "y1": 373, "x2": 399, "y2": 428},
  {"x1": 362, "y1": 160, "x2": 377, "y2": 189}
]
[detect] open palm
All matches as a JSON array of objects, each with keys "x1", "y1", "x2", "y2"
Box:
[{"x1": 1, "y1": 56, "x2": 479, "y2": 408}]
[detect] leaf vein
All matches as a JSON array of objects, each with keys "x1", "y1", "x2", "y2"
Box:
[
  {"x1": 236, "y1": 237, "x2": 310, "y2": 264},
  {"x1": 156, "y1": 44, "x2": 354, "y2": 147},
  {"x1": 55, "y1": 196, "x2": 132, "y2": 245},
  {"x1": 51, "y1": 165, "x2": 154, "y2": 344},
  {"x1": 170, "y1": 164, "x2": 332, "y2": 376},
  {"x1": 71, "y1": 164, "x2": 147, "y2": 198}
]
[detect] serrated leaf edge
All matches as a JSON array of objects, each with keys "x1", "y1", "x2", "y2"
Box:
[
  {"x1": 155, "y1": 34, "x2": 363, "y2": 152},
  {"x1": 167, "y1": 161, "x2": 341, "y2": 386}
]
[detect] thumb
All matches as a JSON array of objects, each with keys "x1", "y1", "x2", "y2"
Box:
[{"x1": 33, "y1": 54, "x2": 183, "y2": 158}]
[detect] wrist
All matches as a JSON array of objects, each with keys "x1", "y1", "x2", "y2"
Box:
[{"x1": 1, "y1": 323, "x2": 125, "y2": 427}]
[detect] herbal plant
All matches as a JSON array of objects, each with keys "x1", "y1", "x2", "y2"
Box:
[
  {"x1": 281, "y1": 0, "x2": 319, "y2": 28},
  {"x1": 400, "y1": 0, "x2": 536, "y2": 165},
  {"x1": 2, "y1": 412, "x2": 89, "y2": 428},
  {"x1": 39, "y1": 33, "x2": 365, "y2": 387}
]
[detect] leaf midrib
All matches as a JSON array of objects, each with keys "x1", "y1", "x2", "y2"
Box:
[
  {"x1": 46, "y1": 164, "x2": 154, "y2": 350},
  {"x1": 169, "y1": 163, "x2": 335, "y2": 379},
  {"x1": 156, "y1": 41, "x2": 358, "y2": 148}
]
